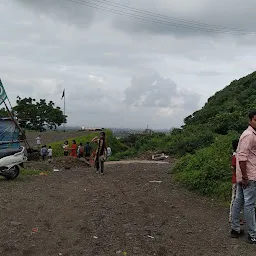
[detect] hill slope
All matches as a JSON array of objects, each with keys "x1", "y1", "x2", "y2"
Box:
[
  {"x1": 184, "y1": 71, "x2": 256, "y2": 135},
  {"x1": 172, "y1": 71, "x2": 256, "y2": 199},
  {"x1": 119, "y1": 71, "x2": 256, "y2": 200}
]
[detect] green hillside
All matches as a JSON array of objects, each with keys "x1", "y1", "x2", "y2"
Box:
[
  {"x1": 172, "y1": 71, "x2": 256, "y2": 200},
  {"x1": 119, "y1": 71, "x2": 256, "y2": 200},
  {"x1": 184, "y1": 72, "x2": 256, "y2": 135}
]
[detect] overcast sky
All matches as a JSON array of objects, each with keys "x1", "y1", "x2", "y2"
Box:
[{"x1": 1, "y1": 0, "x2": 256, "y2": 129}]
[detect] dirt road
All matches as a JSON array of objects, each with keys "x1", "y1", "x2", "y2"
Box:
[{"x1": 0, "y1": 162, "x2": 254, "y2": 256}]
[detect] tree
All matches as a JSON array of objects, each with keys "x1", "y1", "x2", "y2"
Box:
[
  {"x1": 13, "y1": 97, "x2": 67, "y2": 131},
  {"x1": 0, "y1": 107, "x2": 8, "y2": 118}
]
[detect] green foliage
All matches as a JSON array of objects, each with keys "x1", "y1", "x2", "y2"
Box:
[
  {"x1": 119, "y1": 127, "x2": 215, "y2": 159},
  {"x1": 13, "y1": 97, "x2": 66, "y2": 131},
  {"x1": 0, "y1": 107, "x2": 8, "y2": 117},
  {"x1": 21, "y1": 169, "x2": 42, "y2": 176},
  {"x1": 170, "y1": 71, "x2": 256, "y2": 199},
  {"x1": 172, "y1": 132, "x2": 239, "y2": 200},
  {"x1": 116, "y1": 71, "x2": 256, "y2": 200},
  {"x1": 183, "y1": 72, "x2": 256, "y2": 134},
  {"x1": 168, "y1": 124, "x2": 216, "y2": 156},
  {"x1": 48, "y1": 130, "x2": 128, "y2": 157},
  {"x1": 108, "y1": 148, "x2": 137, "y2": 161}
]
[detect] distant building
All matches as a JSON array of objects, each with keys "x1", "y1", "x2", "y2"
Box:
[
  {"x1": 87, "y1": 128, "x2": 103, "y2": 132},
  {"x1": 142, "y1": 128, "x2": 154, "y2": 135}
]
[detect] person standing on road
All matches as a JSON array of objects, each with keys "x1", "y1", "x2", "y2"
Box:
[
  {"x1": 70, "y1": 140, "x2": 77, "y2": 158},
  {"x1": 107, "y1": 146, "x2": 112, "y2": 159},
  {"x1": 77, "y1": 143, "x2": 85, "y2": 158},
  {"x1": 92, "y1": 132, "x2": 107, "y2": 175},
  {"x1": 229, "y1": 139, "x2": 239, "y2": 223},
  {"x1": 41, "y1": 145, "x2": 47, "y2": 161},
  {"x1": 63, "y1": 141, "x2": 69, "y2": 156},
  {"x1": 231, "y1": 111, "x2": 256, "y2": 243},
  {"x1": 36, "y1": 135, "x2": 41, "y2": 149},
  {"x1": 48, "y1": 146, "x2": 53, "y2": 162},
  {"x1": 85, "y1": 142, "x2": 92, "y2": 158}
]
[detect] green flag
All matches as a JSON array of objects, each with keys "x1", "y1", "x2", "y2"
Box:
[{"x1": 0, "y1": 79, "x2": 7, "y2": 105}]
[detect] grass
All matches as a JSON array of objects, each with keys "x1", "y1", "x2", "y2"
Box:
[
  {"x1": 172, "y1": 132, "x2": 238, "y2": 202},
  {"x1": 48, "y1": 129, "x2": 128, "y2": 158},
  {"x1": 107, "y1": 148, "x2": 137, "y2": 161},
  {"x1": 21, "y1": 168, "x2": 45, "y2": 176}
]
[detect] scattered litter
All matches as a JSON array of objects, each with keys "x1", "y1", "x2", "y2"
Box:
[
  {"x1": 53, "y1": 169, "x2": 60, "y2": 172},
  {"x1": 149, "y1": 181, "x2": 162, "y2": 183},
  {"x1": 58, "y1": 253, "x2": 63, "y2": 256},
  {"x1": 39, "y1": 172, "x2": 48, "y2": 176},
  {"x1": 152, "y1": 153, "x2": 169, "y2": 161},
  {"x1": 93, "y1": 236, "x2": 98, "y2": 239},
  {"x1": 147, "y1": 235, "x2": 155, "y2": 239},
  {"x1": 32, "y1": 227, "x2": 39, "y2": 233},
  {"x1": 84, "y1": 189, "x2": 87, "y2": 191},
  {"x1": 123, "y1": 252, "x2": 127, "y2": 256},
  {"x1": 116, "y1": 251, "x2": 122, "y2": 254}
]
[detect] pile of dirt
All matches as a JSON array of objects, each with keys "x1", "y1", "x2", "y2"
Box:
[{"x1": 24, "y1": 156, "x2": 91, "y2": 171}]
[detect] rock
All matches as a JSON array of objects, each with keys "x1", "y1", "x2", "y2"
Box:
[{"x1": 10, "y1": 221, "x2": 22, "y2": 226}]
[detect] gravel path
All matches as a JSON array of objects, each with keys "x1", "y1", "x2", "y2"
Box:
[{"x1": 0, "y1": 162, "x2": 254, "y2": 256}]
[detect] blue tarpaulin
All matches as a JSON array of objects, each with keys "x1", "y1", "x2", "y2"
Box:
[{"x1": 0, "y1": 118, "x2": 20, "y2": 149}]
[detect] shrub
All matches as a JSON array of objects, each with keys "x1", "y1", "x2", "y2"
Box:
[
  {"x1": 172, "y1": 131, "x2": 239, "y2": 201},
  {"x1": 108, "y1": 148, "x2": 137, "y2": 161}
]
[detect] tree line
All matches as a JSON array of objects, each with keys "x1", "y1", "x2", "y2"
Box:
[{"x1": 0, "y1": 97, "x2": 66, "y2": 131}]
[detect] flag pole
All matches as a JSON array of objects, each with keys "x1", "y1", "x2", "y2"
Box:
[{"x1": 63, "y1": 89, "x2": 65, "y2": 132}]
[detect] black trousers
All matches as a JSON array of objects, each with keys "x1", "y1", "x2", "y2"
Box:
[{"x1": 95, "y1": 159, "x2": 104, "y2": 173}]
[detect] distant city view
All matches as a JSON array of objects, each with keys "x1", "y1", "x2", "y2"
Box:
[{"x1": 55, "y1": 126, "x2": 171, "y2": 137}]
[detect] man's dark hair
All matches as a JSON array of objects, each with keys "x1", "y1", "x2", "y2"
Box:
[
  {"x1": 232, "y1": 139, "x2": 239, "y2": 152},
  {"x1": 249, "y1": 111, "x2": 256, "y2": 120},
  {"x1": 100, "y1": 131, "x2": 106, "y2": 137}
]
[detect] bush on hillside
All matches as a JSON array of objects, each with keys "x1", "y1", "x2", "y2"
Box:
[
  {"x1": 116, "y1": 127, "x2": 216, "y2": 159},
  {"x1": 168, "y1": 124, "x2": 216, "y2": 157},
  {"x1": 172, "y1": 132, "x2": 239, "y2": 200},
  {"x1": 183, "y1": 72, "x2": 256, "y2": 135},
  {"x1": 108, "y1": 148, "x2": 137, "y2": 161}
]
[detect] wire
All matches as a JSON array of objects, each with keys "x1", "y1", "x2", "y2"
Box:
[
  {"x1": 64, "y1": 0, "x2": 256, "y2": 35},
  {"x1": 93, "y1": 0, "x2": 252, "y2": 34}
]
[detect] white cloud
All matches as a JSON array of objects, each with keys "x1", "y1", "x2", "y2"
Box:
[{"x1": 0, "y1": 0, "x2": 255, "y2": 129}]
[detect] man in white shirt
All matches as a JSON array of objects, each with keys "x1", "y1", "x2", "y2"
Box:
[
  {"x1": 107, "y1": 147, "x2": 112, "y2": 158},
  {"x1": 48, "y1": 146, "x2": 53, "y2": 162},
  {"x1": 36, "y1": 135, "x2": 41, "y2": 149}
]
